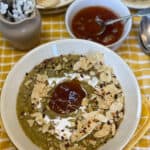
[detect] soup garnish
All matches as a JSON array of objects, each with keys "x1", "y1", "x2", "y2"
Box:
[
  {"x1": 17, "y1": 53, "x2": 125, "y2": 150},
  {"x1": 49, "y1": 79, "x2": 86, "y2": 114}
]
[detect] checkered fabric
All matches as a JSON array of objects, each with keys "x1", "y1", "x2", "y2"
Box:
[{"x1": 0, "y1": 14, "x2": 150, "y2": 150}]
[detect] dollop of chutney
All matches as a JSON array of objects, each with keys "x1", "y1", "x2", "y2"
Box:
[{"x1": 49, "y1": 80, "x2": 86, "y2": 114}]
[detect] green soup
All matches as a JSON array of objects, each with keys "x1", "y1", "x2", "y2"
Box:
[{"x1": 17, "y1": 54, "x2": 124, "y2": 150}]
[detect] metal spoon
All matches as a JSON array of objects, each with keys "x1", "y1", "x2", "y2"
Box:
[
  {"x1": 139, "y1": 16, "x2": 150, "y2": 54},
  {"x1": 96, "y1": 8, "x2": 150, "y2": 35},
  {"x1": 138, "y1": 32, "x2": 150, "y2": 55}
]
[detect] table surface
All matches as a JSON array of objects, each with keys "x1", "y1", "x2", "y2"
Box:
[{"x1": 0, "y1": 13, "x2": 150, "y2": 150}]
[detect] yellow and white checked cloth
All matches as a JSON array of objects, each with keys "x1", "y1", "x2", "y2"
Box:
[{"x1": 0, "y1": 14, "x2": 150, "y2": 150}]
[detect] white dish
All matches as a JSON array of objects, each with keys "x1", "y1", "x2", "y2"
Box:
[
  {"x1": 56, "y1": 0, "x2": 74, "y2": 8},
  {"x1": 37, "y1": 0, "x2": 74, "y2": 9},
  {"x1": 40, "y1": 6, "x2": 67, "y2": 15},
  {"x1": 65, "y1": 0, "x2": 132, "y2": 50},
  {"x1": 0, "y1": 39, "x2": 141, "y2": 150},
  {"x1": 122, "y1": 0, "x2": 150, "y2": 9}
]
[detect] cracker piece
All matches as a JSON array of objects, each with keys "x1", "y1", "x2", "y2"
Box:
[
  {"x1": 31, "y1": 112, "x2": 44, "y2": 125},
  {"x1": 87, "y1": 52, "x2": 104, "y2": 65},
  {"x1": 94, "y1": 124, "x2": 111, "y2": 138},
  {"x1": 73, "y1": 57, "x2": 92, "y2": 71},
  {"x1": 111, "y1": 123, "x2": 116, "y2": 136},
  {"x1": 110, "y1": 102, "x2": 123, "y2": 113},
  {"x1": 27, "y1": 119, "x2": 34, "y2": 127},
  {"x1": 83, "y1": 111, "x2": 107, "y2": 123}
]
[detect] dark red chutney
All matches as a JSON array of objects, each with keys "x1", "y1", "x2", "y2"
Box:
[
  {"x1": 49, "y1": 80, "x2": 86, "y2": 114},
  {"x1": 71, "y1": 6, "x2": 124, "y2": 45}
]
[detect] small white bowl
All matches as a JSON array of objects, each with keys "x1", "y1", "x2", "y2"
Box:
[{"x1": 65, "y1": 0, "x2": 132, "y2": 50}]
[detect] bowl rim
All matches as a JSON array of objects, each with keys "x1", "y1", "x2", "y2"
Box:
[
  {"x1": 0, "y1": 39, "x2": 141, "y2": 150},
  {"x1": 65, "y1": 0, "x2": 132, "y2": 49}
]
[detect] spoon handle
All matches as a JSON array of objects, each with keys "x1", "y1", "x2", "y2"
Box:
[
  {"x1": 106, "y1": 8, "x2": 150, "y2": 25},
  {"x1": 105, "y1": 15, "x2": 131, "y2": 25}
]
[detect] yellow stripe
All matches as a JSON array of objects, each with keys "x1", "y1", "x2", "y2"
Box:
[
  {"x1": 42, "y1": 17, "x2": 51, "y2": 22},
  {"x1": 41, "y1": 39, "x2": 51, "y2": 44},
  {"x1": 1, "y1": 65, "x2": 13, "y2": 72},
  {"x1": 145, "y1": 129, "x2": 150, "y2": 136},
  {"x1": 51, "y1": 32, "x2": 64, "y2": 37},
  {"x1": 119, "y1": 54, "x2": 150, "y2": 61},
  {"x1": 41, "y1": 32, "x2": 51, "y2": 38},
  {"x1": 0, "y1": 132, "x2": 9, "y2": 139},
  {"x1": 51, "y1": 23, "x2": 62, "y2": 29},
  {"x1": 0, "y1": 57, "x2": 12, "y2": 63},
  {"x1": 11, "y1": 49, "x2": 26, "y2": 55},
  {"x1": 136, "y1": 138, "x2": 150, "y2": 147},
  {"x1": 0, "y1": 141, "x2": 14, "y2": 149},
  {"x1": 0, "y1": 49, "x2": 25, "y2": 55},
  {"x1": 125, "y1": 39, "x2": 139, "y2": 45},
  {"x1": 138, "y1": 79, "x2": 150, "y2": 86},
  {"x1": 62, "y1": 23, "x2": 67, "y2": 29},
  {"x1": 141, "y1": 88, "x2": 150, "y2": 95},
  {"x1": 62, "y1": 32, "x2": 70, "y2": 37},
  {"x1": 13, "y1": 56, "x2": 22, "y2": 62},
  {"x1": 129, "y1": 63, "x2": 150, "y2": 70},
  {"x1": 129, "y1": 30, "x2": 138, "y2": 37},
  {"x1": 133, "y1": 17, "x2": 141, "y2": 23},
  {"x1": 0, "y1": 50, "x2": 13, "y2": 55},
  {"x1": 119, "y1": 45, "x2": 141, "y2": 52},
  {"x1": 42, "y1": 25, "x2": 51, "y2": 30},
  {"x1": 0, "y1": 73, "x2": 8, "y2": 81},
  {"x1": 134, "y1": 70, "x2": 150, "y2": 77},
  {"x1": 0, "y1": 41, "x2": 5, "y2": 46}
]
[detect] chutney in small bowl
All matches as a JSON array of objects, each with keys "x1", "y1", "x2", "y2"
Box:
[{"x1": 65, "y1": 0, "x2": 132, "y2": 50}]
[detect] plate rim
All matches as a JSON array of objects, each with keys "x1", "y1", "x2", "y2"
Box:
[
  {"x1": 122, "y1": 0, "x2": 150, "y2": 9},
  {"x1": 37, "y1": 0, "x2": 74, "y2": 10},
  {"x1": 39, "y1": 6, "x2": 67, "y2": 14},
  {"x1": 0, "y1": 39, "x2": 141, "y2": 150}
]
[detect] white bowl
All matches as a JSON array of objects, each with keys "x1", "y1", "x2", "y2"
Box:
[
  {"x1": 0, "y1": 39, "x2": 141, "y2": 150},
  {"x1": 65, "y1": 0, "x2": 132, "y2": 50}
]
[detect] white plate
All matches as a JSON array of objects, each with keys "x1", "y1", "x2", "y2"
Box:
[
  {"x1": 37, "y1": 0, "x2": 74, "y2": 9},
  {"x1": 40, "y1": 6, "x2": 67, "y2": 15},
  {"x1": 55, "y1": 0, "x2": 74, "y2": 8},
  {"x1": 0, "y1": 39, "x2": 141, "y2": 150},
  {"x1": 122, "y1": 0, "x2": 150, "y2": 9}
]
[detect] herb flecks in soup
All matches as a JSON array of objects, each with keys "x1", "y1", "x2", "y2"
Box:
[
  {"x1": 72, "y1": 6, "x2": 124, "y2": 45},
  {"x1": 17, "y1": 53, "x2": 125, "y2": 150}
]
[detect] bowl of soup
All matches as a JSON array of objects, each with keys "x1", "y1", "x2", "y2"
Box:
[
  {"x1": 65, "y1": 0, "x2": 132, "y2": 50},
  {"x1": 1, "y1": 39, "x2": 141, "y2": 150}
]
